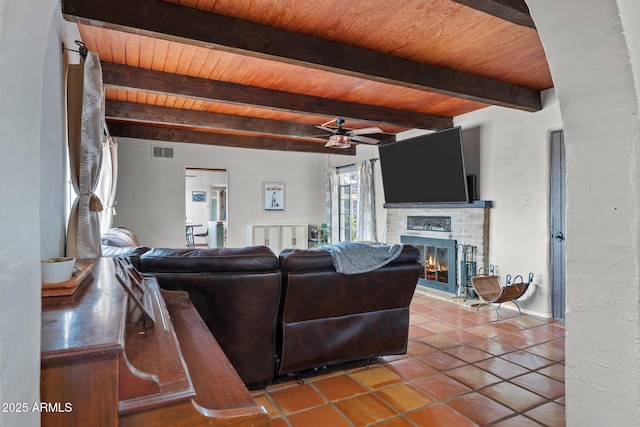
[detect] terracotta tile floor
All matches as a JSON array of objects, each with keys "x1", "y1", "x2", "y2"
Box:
[{"x1": 252, "y1": 291, "x2": 565, "y2": 426}]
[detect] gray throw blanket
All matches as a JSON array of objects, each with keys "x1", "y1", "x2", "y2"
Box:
[{"x1": 323, "y1": 242, "x2": 404, "y2": 275}]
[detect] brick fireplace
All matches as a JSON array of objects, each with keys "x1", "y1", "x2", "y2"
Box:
[{"x1": 385, "y1": 202, "x2": 491, "y2": 295}]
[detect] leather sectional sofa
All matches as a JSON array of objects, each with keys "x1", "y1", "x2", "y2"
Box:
[{"x1": 101, "y1": 227, "x2": 421, "y2": 389}]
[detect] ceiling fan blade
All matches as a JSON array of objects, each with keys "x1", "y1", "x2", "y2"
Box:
[
  {"x1": 316, "y1": 125, "x2": 336, "y2": 133},
  {"x1": 350, "y1": 135, "x2": 380, "y2": 145},
  {"x1": 350, "y1": 127, "x2": 383, "y2": 135}
]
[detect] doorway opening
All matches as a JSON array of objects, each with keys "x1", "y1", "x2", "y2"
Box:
[{"x1": 185, "y1": 168, "x2": 228, "y2": 248}]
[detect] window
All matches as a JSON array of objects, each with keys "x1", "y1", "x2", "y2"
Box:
[{"x1": 338, "y1": 166, "x2": 358, "y2": 242}]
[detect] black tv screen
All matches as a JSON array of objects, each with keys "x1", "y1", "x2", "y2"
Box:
[{"x1": 379, "y1": 127, "x2": 469, "y2": 204}]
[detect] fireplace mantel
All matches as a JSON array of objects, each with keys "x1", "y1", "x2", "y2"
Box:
[{"x1": 384, "y1": 200, "x2": 492, "y2": 209}]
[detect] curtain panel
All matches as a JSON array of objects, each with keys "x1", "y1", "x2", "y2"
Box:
[
  {"x1": 97, "y1": 136, "x2": 118, "y2": 235},
  {"x1": 356, "y1": 160, "x2": 376, "y2": 242},
  {"x1": 65, "y1": 52, "x2": 104, "y2": 257},
  {"x1": 325, "y1": 167, "x2": 339, "y2": 244}
]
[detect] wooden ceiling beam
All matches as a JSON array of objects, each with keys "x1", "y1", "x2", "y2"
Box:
[
  {"x1": 450, "y1": 0, "x2": 535, "y2": 29},
  {"x1": 105, "y1": 100, "x2": 328, "y2": 139},
  {"x1": 101, "y1": 62, "x2": 453, "y2": 130},
  {"x1": 106, "y1": 121, "x2": 357, "y2": 155},
  {"x1": 62, "y1": 0, "x2": 541, "y2": 112}
]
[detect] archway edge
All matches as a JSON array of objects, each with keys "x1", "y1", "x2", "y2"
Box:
[{"x1": 526, "y1": 0, "x2": 640, "y2": 425}]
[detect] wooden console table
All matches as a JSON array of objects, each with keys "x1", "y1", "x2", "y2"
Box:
[{"x1": 40, "y1": 257, "x2": 270, "y2": 426}]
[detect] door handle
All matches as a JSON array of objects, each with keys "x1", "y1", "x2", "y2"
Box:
[{"x1": 554, "y1": 231, "x2": 565, "y2": 242}]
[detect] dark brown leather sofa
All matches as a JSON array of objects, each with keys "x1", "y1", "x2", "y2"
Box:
[
  {"x1": 276, "y1": 245, "x2": 421, "y2": 375},
  {"x1": 101, "y1": 228, "x2": 281, "y2": 388},
  {"x1": 137, "y1": 247, "x2": 281, "y2": 389},
  {"x1": 101, "y1": 227, "x2": 422, "y2": 388}
]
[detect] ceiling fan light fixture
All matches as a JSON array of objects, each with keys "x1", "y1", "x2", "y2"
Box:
[{"x1": 327, "y1": 134, "x2": 352, "y2": 148}]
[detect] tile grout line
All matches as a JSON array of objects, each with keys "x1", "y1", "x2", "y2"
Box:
[{"x1": 259, "y1": 294, "x2": 564, "y2": 426}]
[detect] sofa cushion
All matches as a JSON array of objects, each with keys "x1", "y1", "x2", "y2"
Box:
[{"x1": 139, "y1": 246, "x2": 278, "y2": 273}]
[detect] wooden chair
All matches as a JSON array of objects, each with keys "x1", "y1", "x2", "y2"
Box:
[{"x1": 471, "y1": 272, "x2": 533, "y2": 318}]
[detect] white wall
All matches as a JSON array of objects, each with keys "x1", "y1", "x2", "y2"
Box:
[
  {"x1": 115, "y1": 139, "x2": 329, "y2": 248},
  {"x1": 0, "y1": 2, "x2": 79, "y2": 426},
  {"x1": 453, "y1": 89, "x2": 562, "y2": 316},
  {"x1": 528, "y1": 0, "x2": 640, "y2": 425}
]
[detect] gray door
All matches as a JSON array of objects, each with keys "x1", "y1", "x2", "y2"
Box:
[{"x1": 550, "y1": 130, "x2": 566, "y2": 320}]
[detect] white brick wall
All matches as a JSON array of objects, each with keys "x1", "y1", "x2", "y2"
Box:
[{"x1": 386, "y1": 207, "x2": 491, "y2": 274}]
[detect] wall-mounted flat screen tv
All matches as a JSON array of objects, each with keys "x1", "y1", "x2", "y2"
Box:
[{"x1": 379, "y1": 127, "x2": 469, "y2": 204}]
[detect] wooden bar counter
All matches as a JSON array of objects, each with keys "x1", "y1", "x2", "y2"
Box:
[{"x1": 40, "y1": 257, "x2": 270, "y2": 426}]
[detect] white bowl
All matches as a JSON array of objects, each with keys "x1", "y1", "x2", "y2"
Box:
[{"x1": 41, "y1": 257, "x2": 76, "y2": 284}]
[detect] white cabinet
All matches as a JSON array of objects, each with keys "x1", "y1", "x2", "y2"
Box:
[
  {"x1": 248, "y1": 224, "x2": 281, "y2": 252},
  {"x1": 281, "y1": 224, "x2": 308, "y2": 249},
  {"x1": 246, "y1": 224, "x2": 308, "y2": 254}
]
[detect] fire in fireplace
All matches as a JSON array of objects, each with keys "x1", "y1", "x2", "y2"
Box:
[
  {"x1": 401, "y1": 235, "x2": 457, "y2": 294},
  {"x1": 425, "y1": 247, "x2": 449, "y2": 283}
]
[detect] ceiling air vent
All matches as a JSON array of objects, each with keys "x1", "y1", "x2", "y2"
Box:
[{"x1": 152, "y1": 146, "x2": 174, "y2": 159}]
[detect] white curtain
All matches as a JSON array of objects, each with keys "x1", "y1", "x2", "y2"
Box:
[
  {"x1": 325, "y1": 167, "x2": 339, "y2": 244},
  {"x1": 97, "y1": 136, "x2": 118, "y2": 235},
  {"x1": 356, "y1": 160, "x2": 376, "y2": 241},
  {"x1": 65, "y1": 52, "x2": 104, "y2": 257}
]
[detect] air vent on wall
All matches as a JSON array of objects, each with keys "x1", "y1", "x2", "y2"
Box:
[{"x1": 152, "y1": 145, "x2": 174, "y2": 159}]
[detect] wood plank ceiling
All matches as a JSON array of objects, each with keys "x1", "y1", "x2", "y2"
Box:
[{"x1": 62, "y1": 0, "x2": 552, "y2": 155}]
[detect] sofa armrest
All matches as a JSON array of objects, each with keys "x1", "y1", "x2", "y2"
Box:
[
  {"x1": 101, "y1": 246, "x2": 151, "y2": 270},
  {"x1": 101, "y1": 226, "x2": 141, "y2": 247}
]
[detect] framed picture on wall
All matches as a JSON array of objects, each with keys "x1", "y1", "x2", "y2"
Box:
[
  {"x1": 192, "y1": 191, "x2": 206, "y2": 202},
  {"x1": 263, "y1": 182, "x2": 285, "y2": 212}
]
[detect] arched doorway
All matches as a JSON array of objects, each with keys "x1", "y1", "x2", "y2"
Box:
[{"x1": 527, "y1": 0, "x2": 640, "y2": 424}]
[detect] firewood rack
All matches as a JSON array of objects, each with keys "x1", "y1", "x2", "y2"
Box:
[{"x1": 471, "y1": 267, "x2": 533, "y2": 318}]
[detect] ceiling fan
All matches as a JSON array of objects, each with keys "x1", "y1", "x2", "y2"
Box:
[{"x1": 317, "y1": 118, "x2": 383, "y2": 148}]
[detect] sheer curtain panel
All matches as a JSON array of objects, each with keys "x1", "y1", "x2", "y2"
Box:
[
  {"x1": 356, "y1": 160, "x2": 376, "y2": 242},
  {"x1": 97, "y1": 136, "x2": 118, "y2": 235},
  {"x1": 325, "y1": 167, "x2": 339, "y2": 244}
]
